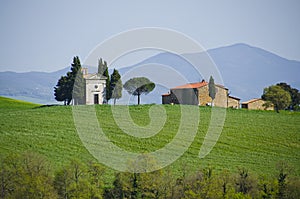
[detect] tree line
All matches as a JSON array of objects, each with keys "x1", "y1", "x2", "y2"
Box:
[
  {"x1": 1, "y1": 152, "x2": 299, "y2": 199},
  {"x1": 54, "y1": 56, "x2": 155, "y2": 105}
]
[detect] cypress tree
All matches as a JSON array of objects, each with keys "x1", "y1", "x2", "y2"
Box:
[
  {"x1": 208, "y1": 76, "x2": 216, "y2": 106},
  {"x1": 104, "y1": 66, "x2": 110, "y2": 102},
  {"x1": 110, "y1": 69, "x2": 122, "y2": 105},
  {"x1": 97, "y1": 58, "x2": 105, "y2": 75},
  {"x1": 73, "y1": 69, "x2": 85, "y2": 105},
  {"x1": 97, "y1": 58, "x2": 110, "y2": 103},
  {"x1": 54, "y1": 76, "x2": 68, "y2": 105}
]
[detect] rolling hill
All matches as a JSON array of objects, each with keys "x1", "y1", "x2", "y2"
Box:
[
  {"x1": 0, "y1": 96, "x2": 299, "y2": 177},
  {"x1": 0, "y1": 67, "x2": 70, "y2": 104}
]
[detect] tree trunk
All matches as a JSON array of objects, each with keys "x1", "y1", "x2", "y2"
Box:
[
  {"x1": 67, "y1": 98, "x2": 72, "y2": 105},
  {"x1": 138, "y1": 94, "x2": 140, "y2": 105},
  {"x1": 114, "y1": 98, "x2": 116, "y2": 105}
]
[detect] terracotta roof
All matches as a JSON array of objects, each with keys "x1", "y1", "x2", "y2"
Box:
[
  {"x1": 172, "y1": 81, "x2": 208, "y2": 89},
  {"x1": 171, "y1": 81, "x2": 227, "y2": 90},
  {"x1": 242, "y1": 98, "x2": 262, "y2": 104},
  {"x1": 161, "y1": 93, "x2": 171, "y2": 96}
]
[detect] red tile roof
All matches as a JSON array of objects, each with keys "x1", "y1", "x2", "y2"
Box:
[
  {"x1": 172, "y1": 81, "x2": 208, "y2": 89},
  {"x1": 171, "y1": 81, "x2": 227, "y2": 90}
]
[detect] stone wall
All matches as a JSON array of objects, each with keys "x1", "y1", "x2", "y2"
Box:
[
  {"x1": 198, "y1": 85, "x2": 228, "y2": 107},
  {"x1": 246, "y1": 99, "x2": 274, "y2": 110},
  {"x1": 228, "y1": 97, "x2": 240, "y2": 108}
]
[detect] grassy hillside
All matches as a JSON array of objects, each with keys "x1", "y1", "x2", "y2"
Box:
[
  {"x1": 0, "y1": 96, "x2": 40, "y2": 110},
  {"x1": 0, "y1": 96, "x2": 299, "y2": 178}
]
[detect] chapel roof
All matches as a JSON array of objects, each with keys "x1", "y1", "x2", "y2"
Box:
[{"x1": 83, "y1": 73, "x2": 107, "y2": 80}]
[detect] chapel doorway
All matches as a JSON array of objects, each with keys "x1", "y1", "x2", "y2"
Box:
[{"x1": 94, "y1": 94, "x2": 99, "y2": 104}]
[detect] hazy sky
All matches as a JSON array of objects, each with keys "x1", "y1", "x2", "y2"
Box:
[{"x1": 0, "y1": 0, "x2": 299, "y2": 72}]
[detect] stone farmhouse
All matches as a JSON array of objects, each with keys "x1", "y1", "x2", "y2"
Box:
[
  {"x1": 81, "y1": 68, "x2": 107, "y2": 105},
  {"x1": 162, "y1": 80, "x2": 240, "y2": 108},
  {"x1": 241, "y1": 98, "x2": 274, "y2": 110}
]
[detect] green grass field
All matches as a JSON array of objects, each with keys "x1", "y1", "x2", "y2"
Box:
[{"x1": 0, "y1": 96, "x2": 299, "y2": 178}]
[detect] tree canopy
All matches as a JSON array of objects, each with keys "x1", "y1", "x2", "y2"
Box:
[
  {"x1": 276, "y1": 82, "x2": 300, "y2": 110},
  {"x1": 123, "y1": 77, "x2": 155, "y2": 105},
  {"x1": 1, "y1": 148, "x2": 300, "y2": 198},
  {"x1": 54, "y1": 56, "x2": 83, "y2": 105},
  {"x1": 262, "y1": 85, "x2": 291, "y2": 112}
]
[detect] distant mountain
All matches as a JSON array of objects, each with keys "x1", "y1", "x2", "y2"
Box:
[
  {"x1": 0, "y1": 70, "x2": 61, "y2": 104},
  {"x1": 0, "y1": 65, "x2": 98, "y2": 104},
  {"x1": 1, "y1": 43, "x2": 299, "y2": 104},
  {"x1": 118, "y1": 43, "x2": 300, "y2": 103},
  {"x1": 208, "y1": 43, "x2": 300, "y2": 101}
]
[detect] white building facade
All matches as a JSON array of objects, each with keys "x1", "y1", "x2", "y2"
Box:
[{"x1": 82, "y1": 68, "x2": 107, "y2": 105}]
